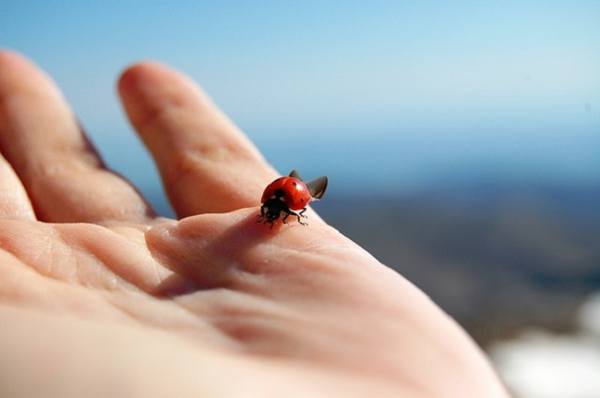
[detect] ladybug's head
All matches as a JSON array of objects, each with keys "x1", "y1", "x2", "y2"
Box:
[
  {"x1": 261, "y1": 194, "x2": 288, "y2": 222},
  {"x1": 264, "y1": 206, "x2": 282, "y2": 222}
]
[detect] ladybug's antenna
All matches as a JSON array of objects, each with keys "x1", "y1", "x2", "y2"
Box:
[
  {"x1": 289, "y1": 170, "x2": 302, "y2": 180},
  {"x1": 306, "y1": 176, "x2": 328, "y2": 200}
]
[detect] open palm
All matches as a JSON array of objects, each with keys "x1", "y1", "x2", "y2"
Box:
[{"x1": 0, "y1": 51, "x2": 508, "y2": 397}]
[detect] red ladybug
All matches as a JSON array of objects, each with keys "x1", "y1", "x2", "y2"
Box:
[{"x1": 259, "y1": 170, "x2": 328, "y2": 226}]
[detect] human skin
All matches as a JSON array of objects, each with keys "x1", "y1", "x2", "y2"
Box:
[{"x1": 0, "y1": 50, "x2": 509, "y2": 397}]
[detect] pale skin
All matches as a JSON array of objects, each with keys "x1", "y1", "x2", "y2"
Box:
[{"x1": 0, "y1": 51, "x2": 510, "y2": 397}]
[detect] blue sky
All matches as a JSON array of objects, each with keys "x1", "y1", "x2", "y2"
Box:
[{"x1": 1, "y1": 1, "x2": 599, "y2": 201}]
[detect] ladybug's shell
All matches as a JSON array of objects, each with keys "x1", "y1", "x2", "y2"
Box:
[{"x1": 261, "y1": 177, "x2": 312, "y2": 210}]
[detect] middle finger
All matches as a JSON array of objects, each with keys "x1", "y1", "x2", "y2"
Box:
[{"x1": 0, "y1": 51, "x2": 154, "y2": 223}]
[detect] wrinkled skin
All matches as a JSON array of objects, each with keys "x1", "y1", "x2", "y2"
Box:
[{"x1": 0, "y1": 51, "x2": 509, "y2": 398}]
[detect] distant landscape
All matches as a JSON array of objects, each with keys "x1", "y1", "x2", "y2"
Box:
[{"x1": 318, "y1": 183, "x2": 600, "y2": 347}]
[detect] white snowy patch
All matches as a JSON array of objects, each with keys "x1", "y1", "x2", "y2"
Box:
[{"x1": 490, "y1": 293, "x2": 600, "y2": 398}]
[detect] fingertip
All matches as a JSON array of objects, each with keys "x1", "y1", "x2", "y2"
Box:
[
  {"x1": 118, "y1": 61, "x2": 200, "y2": 101},
  {"x1": 0, "y1": 49, "x2": 30, "y2": 70},
  {"x1": 118, "y1": 61, "x2": 165, "y2": 97},
  {"x1": 117, "y1": 61, "x2": 207, "y2": 132},
  {"x1": 0, "y1": 50, "x2": 54, "y2": 96}
]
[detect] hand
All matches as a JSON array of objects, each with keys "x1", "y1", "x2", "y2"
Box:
[{"x1": 0, "y1": 51, "x2": 508, "y2": 397}]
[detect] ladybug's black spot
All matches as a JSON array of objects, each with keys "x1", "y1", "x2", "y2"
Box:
[{"x1": 274, "y1": 188, "x2": 285, "y2": 198}]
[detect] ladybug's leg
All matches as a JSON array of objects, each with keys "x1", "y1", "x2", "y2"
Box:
[
  {"x1": 285, "y1": 208, "x2": 307, "y2": 226},
  {"x1": 256, "y1": 205, "x2": 266, "y2": 223},
  {"x1": 296, "y1": 212, "x2": 308, "y2": 226},
  {"x1": 282, "y1": 212, "x2": 290, "y2": 224},
  {"x1": 298, "y1": 208, "x2": 308, "y2": 218}
]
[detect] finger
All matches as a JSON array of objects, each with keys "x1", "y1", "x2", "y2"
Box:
[
  {"x1": 118, "y1": 62, "x2": 278, "y2": 218},
  {"x1": 146, "y1": 209, "x2": 357, "y2": 292},
  {"x1": 0, "y1": 50, "x2": 154, "y2": 223},
  {"x1": 0, "y1": 154, "x2": 35, "y2": 220}
]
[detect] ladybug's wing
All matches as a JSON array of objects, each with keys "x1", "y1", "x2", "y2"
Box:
[
  {"x1": 289, "y1": 170, "x2": 302, "y2": 180},
  {"x1": 306, "y1": 176, "x2": 328, "y2": 200}
]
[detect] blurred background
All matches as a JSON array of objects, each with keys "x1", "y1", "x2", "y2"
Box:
[{"x1": 2, "y1": 1, "x2": 599, "y2": 396}]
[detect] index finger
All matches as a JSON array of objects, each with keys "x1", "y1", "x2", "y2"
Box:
[{"x1": 118, "y1": 62, "x2": 278, "y2": 217}]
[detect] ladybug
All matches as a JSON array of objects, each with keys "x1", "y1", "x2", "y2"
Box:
[{"x1": 259, "y1": 170, "x2": 328, "y2": 227}]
